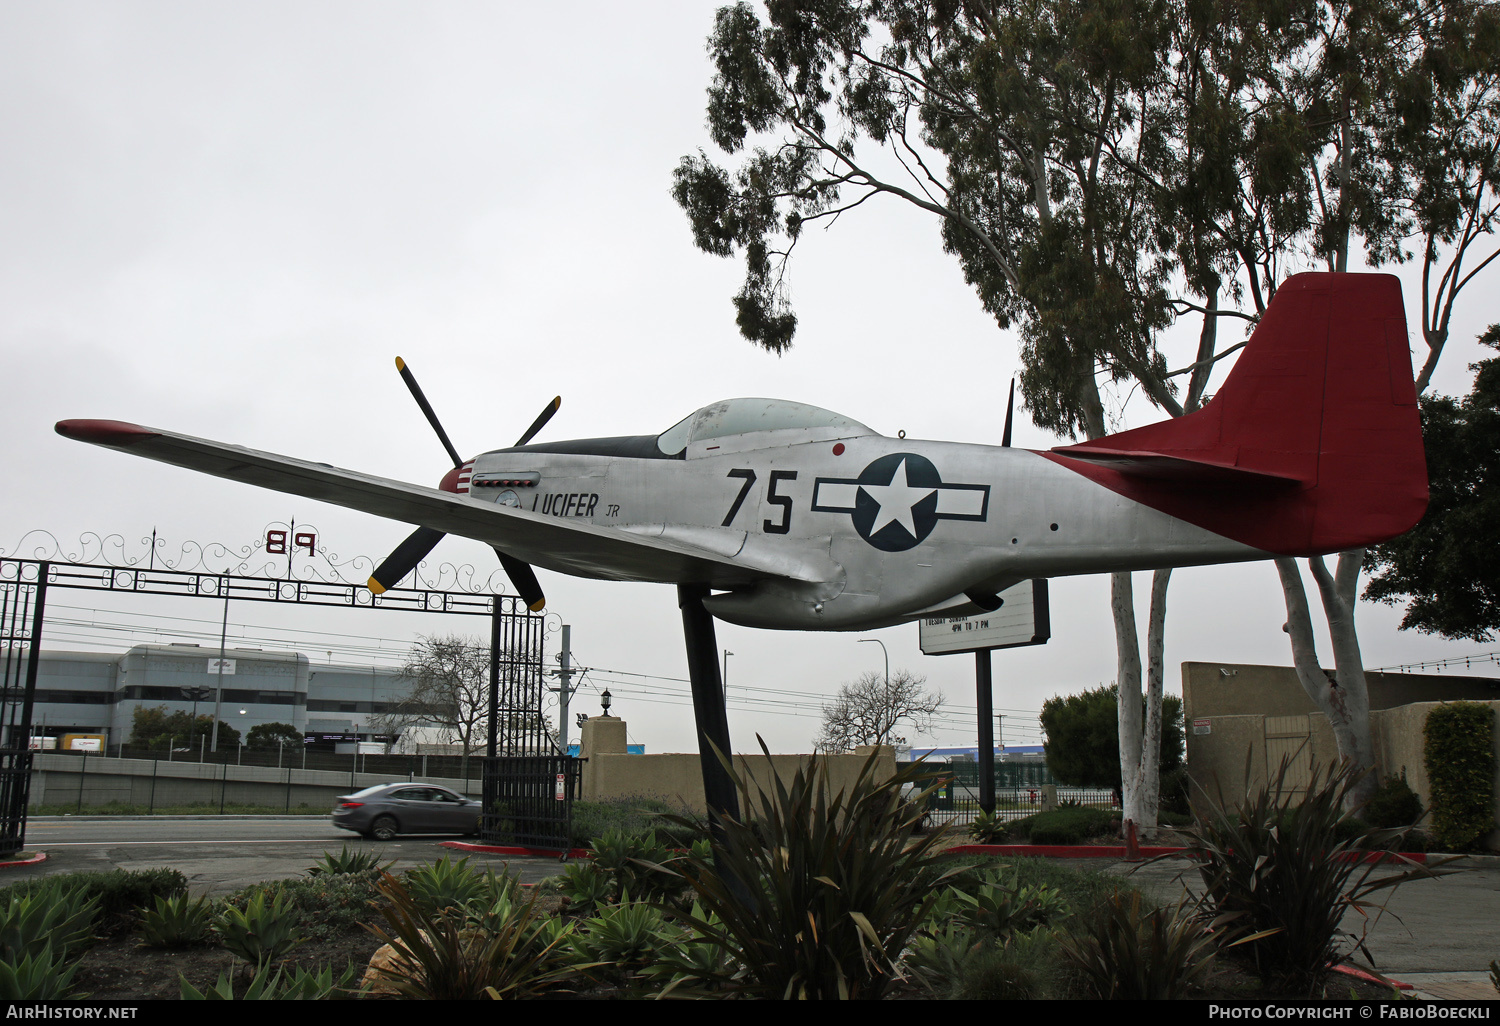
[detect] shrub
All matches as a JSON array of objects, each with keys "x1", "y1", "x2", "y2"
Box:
[
  {"x1": 657, "y1": 740, "x2": 958, "y2": 999},
  {"x1": 1361, "y1": 773, "x2": 1425, "y2": 830},
  {"x1": 1424, "y1": 702, "x2": 1497, "y2": 851},
  {"x1": 1024, "y1": 806, "x2": 1116, "y2": 845},
  {"x1": 249, "y1": 874, "x2": 385, "y2": 940},
  {"x1": 0, "y1": 868, "x2": 185, "y2": 938},
  {"x1": 364, "y1": 873, "x2": 586, "y2": 1000},
  {"x1": 571, "y1": 901, "x2": 676, "y2": 982},
  {"x1": 1182, "y1": 759, "x2": 1453, "y2": 993},
  {"x1": 1056, "y1": 891, "x2": 1224, "y2": 999},
  {"x1": 586, "y1": 829, "x2": 684, "y2": 905},
  {"x1": 570, "y1": 797, "x2": 702, "y2": 848}
]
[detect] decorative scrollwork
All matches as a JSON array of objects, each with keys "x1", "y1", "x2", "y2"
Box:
[{"x1": 0, "y1": 525, "x2": 513, "y2": 597}]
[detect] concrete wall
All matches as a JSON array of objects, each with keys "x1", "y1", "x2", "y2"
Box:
[
  {"x1": 27, "y1": 752, "x2": 477, "y2": 812},
  {"x1": 576, "y1": 716, "x2": 896, "y2": 814},
  {"x1": 1181, "y1": 665, "x2": 1500, "y2": 850}
]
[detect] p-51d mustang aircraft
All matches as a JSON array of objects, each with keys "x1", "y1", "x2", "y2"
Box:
[{"x1": 56, "y1": 272, "x2": 1427, "y2": 633}]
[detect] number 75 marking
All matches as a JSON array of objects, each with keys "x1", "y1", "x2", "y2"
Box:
[{"x1": 721, "y1": 469, "x2": 798, "y2": 534}]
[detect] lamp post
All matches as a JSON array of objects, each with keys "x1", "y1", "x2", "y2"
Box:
[
  {"x1": 857, "y1": 638, "x2": 889, "y2": 686},
  {"x1": 600, "y1": 689, "x2": 612, "y2": 716}
]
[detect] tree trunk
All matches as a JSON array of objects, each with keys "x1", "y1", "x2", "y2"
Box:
[
  {"x1": 1114, "y1": 569, "x2": 1170, "y2": 839},
  {"x1": 1274, "y1": 553, "x2": 1378, "y2": 808}
]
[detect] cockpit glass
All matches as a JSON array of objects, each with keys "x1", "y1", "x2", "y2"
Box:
[{"x1": 656, "y1": 398, "x2": 871, "y2": 455}]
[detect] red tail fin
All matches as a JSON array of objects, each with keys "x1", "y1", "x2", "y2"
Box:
[{"x1": 1045, "y1": 273, "x2": 1427, "y2": 556}]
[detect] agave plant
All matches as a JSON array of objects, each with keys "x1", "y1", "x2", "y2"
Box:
[
  {"x1": 213, "y1": 889, "x2": 306, "y2": 966},
  {"x1": 180, "y1": 960, "x2": 365, "y2": 1000},
  {"x1": 402, "y1": 855, "x2": 517, "y2": 918},
  {"x1": 0, "y1": 880, "x2": 98, "y2": 964},
  {"x1": 1182, "y1": 758, "x2": 1458, "y2": 993},
  {"x1": 654, "y1": 739, "x2": 959, "y2": 1000},
  {"x1": 307, "y1": 845, "x2": 390, "y2": 878},
  {"x1": 0, "y1": 946, "x2": 83, "y2": 1001},
  {"x1": 138, "y1": 892, "x2": 215, "y2": 949}
]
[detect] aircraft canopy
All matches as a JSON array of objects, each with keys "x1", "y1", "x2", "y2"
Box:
[{"x1": 656, "y1": 398, "x2": 873, "y2": 455}]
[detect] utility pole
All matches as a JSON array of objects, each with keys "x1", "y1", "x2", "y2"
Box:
[{"x1": 553, "y1": 625, "x2": 577, "y2": 753}]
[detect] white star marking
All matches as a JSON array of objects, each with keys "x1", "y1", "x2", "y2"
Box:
[{"x1": 860, "y1": 458, "x2": 937, "y2": 539}]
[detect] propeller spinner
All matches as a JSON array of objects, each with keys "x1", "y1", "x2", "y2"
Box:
[{"x1": 367, "y1": 357, "x2": 558, "y2": 612}]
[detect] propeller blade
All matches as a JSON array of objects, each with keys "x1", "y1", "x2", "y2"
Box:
[
  {"x1": 514, "y1": 396, "x2": 562, "y2": 447},
  {"x1": 1002, "y1": 378, "x2": 1016, "y2": 448},
  {"x1": 497, "y1": 550, "x2": 546, "y2": 611},
  {"x1": 368, "y1": 525, "x2": 445, "y2": 595},
  {"x1": 395, "y1": 356, "x2": 463, "y2": 468}
]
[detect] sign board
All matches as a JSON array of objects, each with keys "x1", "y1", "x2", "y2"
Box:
[
  {"x1": 555, "y1": 773, "x2": 566, "y2": 800},
  {"x1": 207, "y1": 658, "x2": 236, "y2": 675},
  {"x1": 918, "y1": 579, "x2": 1050, "y2": 656},
  {"x1": 1193, "y1": 718, "x2": 1212, "y2": 735}
]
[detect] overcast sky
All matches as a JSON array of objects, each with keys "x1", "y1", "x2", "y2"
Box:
[{"x1": 3, "y1": 2, "x2": 1496, "y2": 756}]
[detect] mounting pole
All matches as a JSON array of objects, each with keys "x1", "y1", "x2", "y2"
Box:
[
  {"x1": 975, "y1": 648, "x2": 995, "y2": 814},
  {"x1": 677, "y1": 584, "x2": 741, "y2": 828}
]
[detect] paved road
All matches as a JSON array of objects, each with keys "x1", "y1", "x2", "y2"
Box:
[
  {"x1": 1095, "y1": 853, "x2": 1500, "y2": 975},
  {"x1": 7, "y1": 816, "x2": 567, "y2": 895}
]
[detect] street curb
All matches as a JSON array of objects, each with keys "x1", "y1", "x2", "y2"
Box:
[{"x1": 0, "y1": 851, "x2": 47, "y2": 869}]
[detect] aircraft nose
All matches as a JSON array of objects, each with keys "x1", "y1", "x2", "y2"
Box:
[{"x1": 439, "y1": 461, "x2": 472, "y2": 494}]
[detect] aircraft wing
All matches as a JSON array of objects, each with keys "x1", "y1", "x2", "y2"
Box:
[{"x1": 54, "y1": 420, "x2": 832, "y2": 589}]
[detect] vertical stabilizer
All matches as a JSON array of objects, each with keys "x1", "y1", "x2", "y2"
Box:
[{"x1": 1045, "y1": 273, "x2": 1427, "y2": 556}]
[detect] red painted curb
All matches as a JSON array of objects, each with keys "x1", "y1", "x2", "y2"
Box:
[
  {"x1": 942, "y1": 844, "x2": 1431, "y2": 862},
  {"x1": 0, "y1": 851, "x2": 47, "y2": 869},
  {"x1": 943, "y1": 844, "x2": 1185, "y2": 859},
  {"x1": 441, "y1": 840, "x2": 591, "y2": 860}
]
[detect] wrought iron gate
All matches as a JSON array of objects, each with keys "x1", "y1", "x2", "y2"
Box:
[
  {"x1": 480, "y1": 607, "x2": 576, "y2": 851},
  {"x1": 0, "y1": 562, "x2": 46, "y2": 855}
]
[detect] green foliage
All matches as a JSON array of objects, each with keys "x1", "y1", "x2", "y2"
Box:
[
  {"x1": 180, "y1": 960, "x2": 365, "y2": 1000},
  {"x1": 657, "y1": 742, "x2": 959, "y2": 999},
  {"x1": 571, "y1": 901, "x2": 675, "y2": 982},
  {"x1": 0, "y1": 947, "x2": 83, "y2": 1000},
  {"x1": 213, "y1": 888, "x2": 306, "y2": 966},
  {"x1": 1012, "y1": 806, "x2": 1118, "y2": 845},
  {"x1": 1182, "y1": 759, "x2": 1454, "y2": 992},
  {"x1": 245, "y1": 721, "x2": 302, "y2": 751},
  {"x1": 587, "y1": 829, "x2": 683, "y2": 905},
  {"x1": 638, "y1": 901, "x2": 739, "y2": 995},
  {"x1": 130, "y1": 704, "x2": 240, "y2": 749},
  {"x1": 928, "y1": 867, "x2": 1071, "y2": 939},
  {"x1": 955, "y1": 929, "x2": 1064, "y2": 1000},
  {"x1": 307, "y1": 845, "x2": 390, "y2": 878},
  {"x1": 1040, "y1": 685, "x2": 1183, "y2": 789},
  {"x1": 0, "y1": 868, "x2": 186, "y2": 939},
  {"x1": 244, "y1": 874, "x2": 386, "y2": 940},
  {"x1": 967, "y1": 809, "x2": 1009, "y2": 844},
  {"x1": 1424, "y1": 702, "x2": 1497, "y2": 850},
  {"x1": 364, "y1": 872, "x2": 587, "y2": 1000},
  {"x1": 1362, "y1": 772, "x2": 1426, "y2": 830},
  {"x1": 569, "y1": 796, "x2": 703, "y2": 848},
  {"x1": 556, "y1": 861, "x2": 615, "y2": 916},
  {"x1": 1366, "y1": 326, "x2": 1500, "y2": 641},
  {"x1": 402, "y1": 854, "x2": 518, "y2": 919},
  {"x1": 1056, "y1": 891, "x2": 1224, "y2": 1000},
  {"x1": 0, "y1": 879, "x2": 98, "y2": 963},
  {"x1": 138, "y1": 892, "x2": 214, "y2": 949}
]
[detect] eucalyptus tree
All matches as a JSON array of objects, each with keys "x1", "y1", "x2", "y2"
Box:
[
  {"x1": 673, "y1": 0, "x2": 1499, "y2": 821},
  {"x1": 675, "y1": 0, "x2": 1267, "y2": 834}
]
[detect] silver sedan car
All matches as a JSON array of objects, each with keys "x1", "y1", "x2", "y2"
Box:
[{"x1": 331, "y1": 782, "x2": 483, "y2": 840}]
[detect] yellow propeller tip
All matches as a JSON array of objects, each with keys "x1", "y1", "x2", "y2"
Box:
[
  {"x1": 528, "y1": 598, "x2": 546, "y2": 612},
  {"x1": 395, "y1": 356, "x2": 406, "y2": 371},
  {"x1": 367, "y1": 577, "x2": 388, "y2": 595}
]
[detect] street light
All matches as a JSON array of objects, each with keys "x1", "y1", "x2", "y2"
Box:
[
  {"x1": 857, "y1": 638, "x2": 889, "y2": 685},
  {"x1": 600, "y1": 689, "x2": 612, "y2": 716}
]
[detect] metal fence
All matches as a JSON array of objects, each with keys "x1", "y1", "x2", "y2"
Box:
[
  {"x1": 31, "y1": 749, "x2": 484, "y2": 814},
  {"x1": 921, "y1": 760, "x2": 1117, "y2": 831}
]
